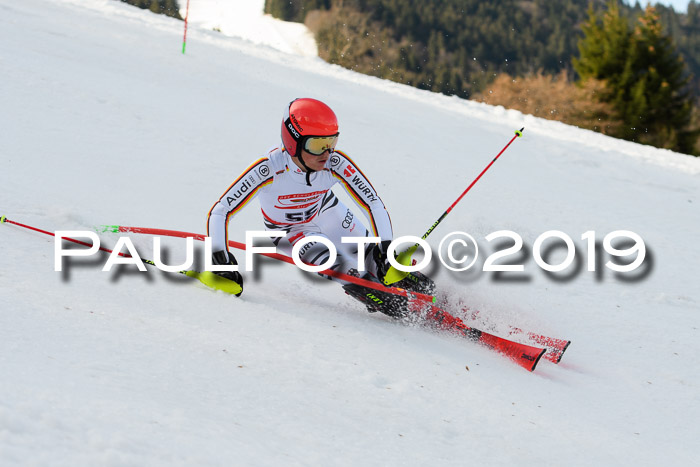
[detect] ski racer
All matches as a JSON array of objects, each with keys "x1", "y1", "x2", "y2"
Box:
[{"x1": 206, "y1": 98, "x2": 434, "y2": 315}]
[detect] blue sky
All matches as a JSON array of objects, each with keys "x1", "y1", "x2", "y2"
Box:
[{"x1": 625, "y1": 0, "x2": 692, "y2": 12}]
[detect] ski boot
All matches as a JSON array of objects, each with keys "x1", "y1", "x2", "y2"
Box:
[
  {"x1": 391, "y1": 271, "x2": 436, "y2": 295},
  {"x1": 342, "y1": 280, "x2": 409, "y2": 318},
  {"x1": 342, "y1": 270, "x2": 436, "y2": 318}
]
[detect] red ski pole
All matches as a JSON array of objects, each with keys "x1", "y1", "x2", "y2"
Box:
[
  {"x1": 420, "y1": 127, "x2": 524, "y2": 242},
  {"x1": 390, "y1": 127, "x2": 523, "y2": 270}
]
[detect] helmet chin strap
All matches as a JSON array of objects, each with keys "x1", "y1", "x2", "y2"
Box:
[{"x1": 296, "y1": 149, "x2": 314, "y2": 186}]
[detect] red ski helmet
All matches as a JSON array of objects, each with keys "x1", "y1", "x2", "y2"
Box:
[{"x1": 282, "y1": 98, "x2": 339, "y2": 157}]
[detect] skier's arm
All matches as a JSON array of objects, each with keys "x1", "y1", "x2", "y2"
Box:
[
  {"x1": 207, "y1": 157, "x2": 273, "y2": 253},
  {"x1": 330, "y1": 150, "x2": 393, "y2": 241},
  {"x1": 331, "y1": 151, "x2": 415, "y2": 285}
]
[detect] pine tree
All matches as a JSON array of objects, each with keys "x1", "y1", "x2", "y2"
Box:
[
  {"x1": 619, "y1": 6, "x2": 694, "y2": 150},
  {"x1": 573, "y1": 1, "x2": 631, "y2": 101},
  {"x1": 575, "y1": 1, "x2": 696, "y2": 153}
]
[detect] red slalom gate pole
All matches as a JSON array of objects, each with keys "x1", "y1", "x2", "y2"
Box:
[
  {"x1": 96, "y1": 224, "x2": 436, "y2": 304},
  {"x1": 1, "y1": 216, "x2": 124, "y2": 256},
  {"x1": 0, "y1": 216, "x2": 242, "y2": 294},
  {"x1": 182, "y1": 0, "x2": 191, "y2": 54},
  {"x1": 3, "y1": 217, "x2": 420, "y2": 301}
]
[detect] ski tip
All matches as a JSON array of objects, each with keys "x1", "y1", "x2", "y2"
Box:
[{"x1": 554, "y1": 340, "x2": 572, "y2": 364}]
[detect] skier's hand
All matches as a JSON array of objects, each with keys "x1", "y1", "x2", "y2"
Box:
[
  {"x1": 212, "y1": 250, "x2": 243, "y2": 296},
  {"x1": 372, "y1": 241, "x2": 391, "y2": 279},
  {"x1": 373, "y1": 240, "x2": 411, "y2": 286}
]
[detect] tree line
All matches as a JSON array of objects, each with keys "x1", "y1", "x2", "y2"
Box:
[
  {"x1": 265, "y1": 0, "x2": 699, "y2": 155},
  {"x1": 120, "y1": 0, "x2": 182, "y2": 19},
  {"x1": 268, "y1": 0, "x2": 588, "y2": 98},
  {"x1": 115, "y1": 0, "x2": 698, "y2": 155}
]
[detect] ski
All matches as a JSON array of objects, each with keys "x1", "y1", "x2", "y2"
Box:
[
  {"x1": 459, "y1": 306, "x2": 571, "y2": 363},
  {"x1": 342, "y1": 286, "x2": 546, "y2": 372},
  {"x1": 516, "y1": 331, "x2": 570, "y2": 364},
  {"x1": 409, "y1": 298, "x2": 546, "y2": 371}
]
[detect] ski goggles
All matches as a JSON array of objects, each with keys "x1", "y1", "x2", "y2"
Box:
[{"x1": 303, "y1": 134, "x2": 339, "y2": 156}]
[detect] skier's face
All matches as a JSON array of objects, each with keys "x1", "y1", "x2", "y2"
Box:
[{"x1": 299, "y1": 148, "x2": 330, "y2": 172}]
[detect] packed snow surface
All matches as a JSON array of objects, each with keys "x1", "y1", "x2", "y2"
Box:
[
  {"x1": 1, "y1": 0, "x2": 700, "y2": 465},
  {"x1": 181, "y1": 0, "x2": 317, "y2": 57}
]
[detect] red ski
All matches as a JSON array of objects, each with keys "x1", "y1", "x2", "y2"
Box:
[
  {"x1": 459, "y1": 306, "x2": 571, "y2": 363},
  {"x1": 408, "y1": 298, "x2": 546, "y2": 372},
  {"x1": 511, "y1": 329, "x2": 570, "y2": 364}
]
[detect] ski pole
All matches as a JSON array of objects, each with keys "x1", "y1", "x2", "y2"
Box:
[
  {"x1": 421, "y1": 127, "x2": 523, "y2": 242},
  {"x1": 0, "y1": 216, "x2": 242, "y2": 295},
  {"x1": 398, "y1": 128, "x2": 524, "y2": 262}
]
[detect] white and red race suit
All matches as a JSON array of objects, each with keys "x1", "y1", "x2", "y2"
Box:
[{"x1": 207, "y1": 147, "x2": 393, "y2": 275}]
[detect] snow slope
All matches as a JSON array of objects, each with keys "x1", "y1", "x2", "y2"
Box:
[
  {"x1": 1, "y1": 0, "x2": 700, "y2": 465},
  {"x1": 181, "y1": 0, "x2": 317, "y2": 57}
]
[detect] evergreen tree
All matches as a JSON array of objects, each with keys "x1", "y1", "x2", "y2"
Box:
[
  {"x1": 264, "y1": 0, "x2": 330, "y2": 22},
  {"x1": 573, "y1": 1, "x2": 630, "y2": 100},
  {"x1": 622, "y1": 6, "x2": 695, "y2": 151},
  {"x1": 575, "y1": 2, "x2": 695, "y2": 153}
]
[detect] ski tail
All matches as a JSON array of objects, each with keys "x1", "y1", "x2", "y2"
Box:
[
  {"x1": 462, "y1": 306, "x2": 570, "y2": 364},
  {"x1": 411, "y1": 298, "x2": 546, "y2": 372},
  {"x1": 526, "y1": 333, "x2": 571, "y2": 363}
]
